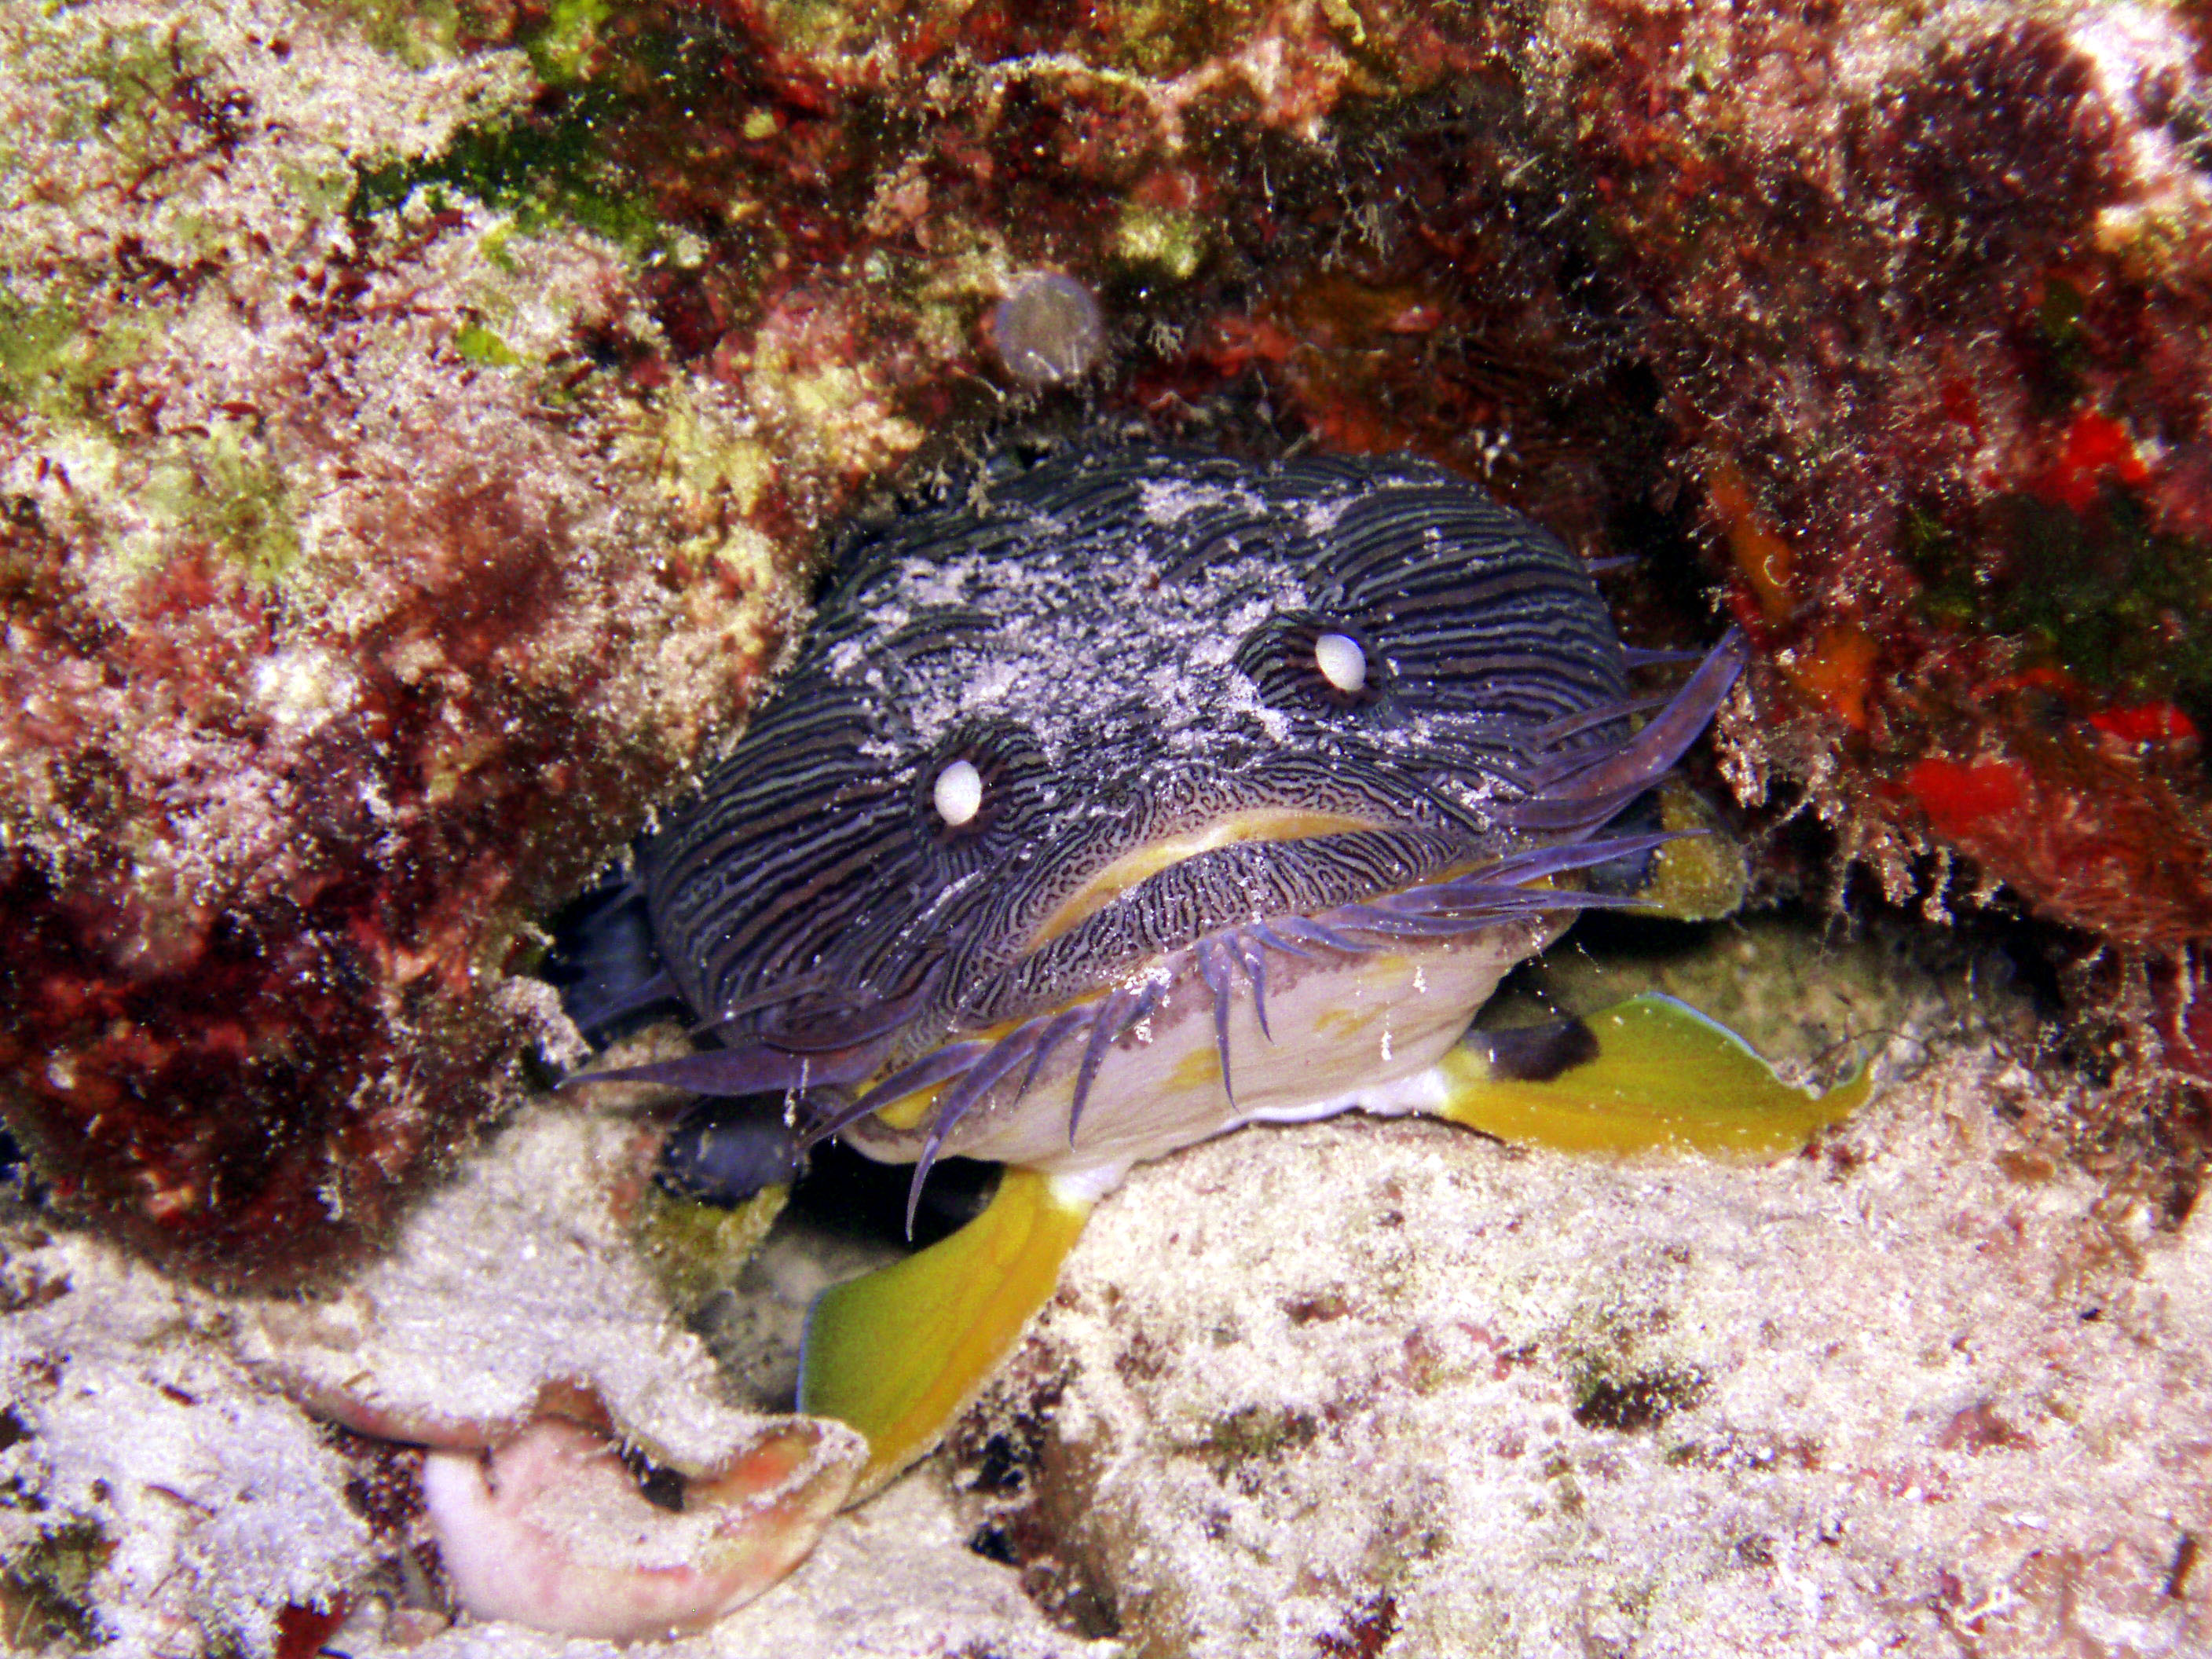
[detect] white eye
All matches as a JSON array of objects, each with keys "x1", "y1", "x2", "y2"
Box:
[
  {"x1": 932, "y1": 758, "x2": 984, "y2": 826},
  {"x1": 1314, "y1": 632, "x2": 1367, "y2": 694}
]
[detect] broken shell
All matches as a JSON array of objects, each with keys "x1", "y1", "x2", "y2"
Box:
[{"x1": 423, "y1": 1416, "x2": 855, "y2": 1639}]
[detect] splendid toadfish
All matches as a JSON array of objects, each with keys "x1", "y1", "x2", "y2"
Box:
[{"x1": 560, "y1": 445, "x2": 1864, "y2": 1497}]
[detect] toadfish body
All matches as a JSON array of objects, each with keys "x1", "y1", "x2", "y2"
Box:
[{"x1": 559, "y1": 445, "x2": 1853, "y2": 1501}]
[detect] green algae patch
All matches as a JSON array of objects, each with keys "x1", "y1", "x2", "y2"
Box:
[
  {"x1": 0, "y1": 291, "x2": 80, "y2": 410},
  {"x1": 53, "y1": 16, "x2": 208, "y2": 155},
  {"x1": 1440, "y1": 993, "x2": 1870, "y2": 1159},
  {"x1": 330, "y1": 0, "x2": 471, "y2": 68},
  {"x1": 529, "y1": 0, "x2": 614, "y2": 86},
  {"x1": 752, "y1": 0, "x2": 903, "y2": 65},
  {"x1": 634, "y1": 1181, "x2": 789, "y2": 1313},
  {"x1": 0, "y1": 280, "x2": 162, "y2": 423},
  {"x1": 1909, "y1": 485, "x2": 2212, "y2": 721},
  {"x1": 340, "y1": 8, "x2": 745, "y2": 262},
  {"x1": 1110, "y1": 204, "x2": 1207, "y2": 284},
  {"x1": 0, "y1": 1518, "x2": 108, "y2": 1651},
  {"x1": 138, "y1": 423, "x2": 302, "y2": 586},
  {"x1": 455, "y1": 321, "x2": 522, "y2": 366},
  {"x1": 350, "y1": 89, "x2": 668, "y2": 255},
  {"x1": 1987, "y1": 493, "x2": 2212, "y2": 716},
  {"x1": 1095, "y1": 0, "x2": 1272, "y2": 78}
]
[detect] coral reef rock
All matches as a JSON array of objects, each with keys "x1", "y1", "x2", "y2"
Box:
[
  {"x1": 0, "y1": 2, "x2": 815, "y2": 1282},
  {"x1": 1571, "y1": 0, "x2": 2212, "y2": 947}
]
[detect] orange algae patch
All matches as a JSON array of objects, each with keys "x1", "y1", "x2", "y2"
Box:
[
  {"x1": 1705, "y1": 466, "x2": 1881, "y2": 731},
  {"x1": 1789, "y1": 624, "x2": 1879, "y2": 733},
  {"x1": 1706, "y1": 460, "x2": 1794, "y2": 624}
]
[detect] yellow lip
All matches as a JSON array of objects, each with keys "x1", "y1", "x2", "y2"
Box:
[
  {"x1": 1025, "y1": 808, "x2": 1379, "y2": 949},
  {"x1": 865, "y1": 816, "x2": 1560, "y2": 1133}
]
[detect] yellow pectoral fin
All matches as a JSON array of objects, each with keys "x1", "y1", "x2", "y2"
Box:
[
  {"x1": 799, "y1": 1167, "x2": 1094, "y2": 1503},
  {"x1": 1437, "y1": 992, "x2": 1871, "y2": 1158}
]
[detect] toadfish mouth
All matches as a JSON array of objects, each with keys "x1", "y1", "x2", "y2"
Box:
[
  {"x1": 826, "y1": 822, "x2": 1677, "y2": 1199},
  {"x1": 1020, "y1": 808, "x2": 1387, "y2": 950}
]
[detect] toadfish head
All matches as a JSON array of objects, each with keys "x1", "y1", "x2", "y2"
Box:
[{"x1": 566, "y1": 446, "x2": 1745, "y2": 1221}]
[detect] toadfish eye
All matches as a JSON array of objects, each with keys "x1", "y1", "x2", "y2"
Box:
[
  {"x1": 1314, "y1": 632, "x2": 1367, "y2": 694},
  {"x1": 1231, "y1": 617, "x2": 1385, "y2": 714},
  {"x1": 933, "y1": 758, "x2": 984, "y2": 827}
]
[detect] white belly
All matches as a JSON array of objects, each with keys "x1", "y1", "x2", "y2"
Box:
[{"x1": 843, "y1": 917, "x2": 1561, "y2": 1185}]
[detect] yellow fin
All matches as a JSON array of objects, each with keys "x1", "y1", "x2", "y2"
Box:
[
  {"x1": 1436, "y1": 992, "x2": 1870, "y2": 1158},
  {"x1": 799, "y1": 1167, "x2": 1093, "y2": 1503}
]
